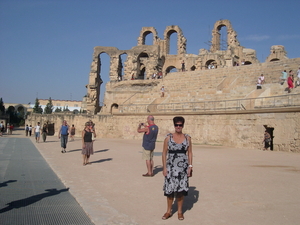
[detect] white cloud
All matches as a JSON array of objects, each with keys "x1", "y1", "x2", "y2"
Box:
[
  {"x1": 243, "y1": 35, "x2": 270, "y2": 41},
  {"x1": 277, "y1": 34, "x2": 300, "y2": 40}
]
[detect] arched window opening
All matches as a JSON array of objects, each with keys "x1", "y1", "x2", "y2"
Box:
[
  {"x1": 244, "y1": 61, "x2": 252, "y2": 65},
  {"x1": 73, "y1": 109, "x2": 79, "y2": 114},
  {"x1": 98, "y1": 52, "x2": 110, "y2": 103},
  {"x1": 111, "y1": 103, "x2": 119, "y2": 114},
  {"x1": 144, "y1": 32, "x2": 154, "y2": 45},
  {"x1": 137, "y1": 52, "x2": 149, "y2": 79},
  {"x1": 218, "y1": 25, "x2": 228, "y2": 51},
  {"x1": 169, "y1": 32, "x2": 178, "y2": 55},
  {"x1": 270, "y1": 58, "x2": 280, "y2": 62},
  {"x1": 165, "y1": 66, "x2": 177, "y2": 75},
  {"x1": 190, "y1": 66, "x2": 196, "y2": 71},
  {"x1": 205, "y1": 60, "x2": 217, "y2": 69}
]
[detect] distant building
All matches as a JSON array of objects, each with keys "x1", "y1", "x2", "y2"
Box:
[{"x1": 3, "y1": 97, "x2": 87, "y2": 114}]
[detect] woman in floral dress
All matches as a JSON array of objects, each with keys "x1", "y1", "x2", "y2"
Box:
[{"x1": 162, "y1": 116, "x2": 193, "y2": 220}]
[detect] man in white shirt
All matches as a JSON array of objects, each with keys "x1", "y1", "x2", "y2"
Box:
[{"x1": 33, "y1": 122, "x2": 41, "y2": 143}]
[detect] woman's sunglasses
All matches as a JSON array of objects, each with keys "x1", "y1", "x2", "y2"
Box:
[{"x1": 174, "y1": 124, "x2": 183, "y2": 127}]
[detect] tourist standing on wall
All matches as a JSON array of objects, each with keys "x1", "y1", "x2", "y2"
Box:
[
  {"x1": 181, "y1": 60, "x2": 185, "y2": 72},
  {"x1": 70, "y1": 124, "x2": 76, "y2": 141},
  {"x1": 287, "y1": 70, "x2": 294, "y2": 93},
  {"x1": 33, "y1": 122, "x2": 41, "y2": 143},
  {"x1": 41, "y1": 123, "x2": 48, "y2": 142},
  {"x1": 82, "y1": 122, "x2": 96, "y2": 165},
  {"x1": 162, "y1": 116, "x2": 193, "y2": 221},
  {"x1": 137, "y1": 115, "x2": 159, "y2": 177},
  {"x1": 263, "y1": 130, "x2": 271, "y2": 151},
  {"x1": 58, "y1": 120, "x2": 70, "y2": 153}
]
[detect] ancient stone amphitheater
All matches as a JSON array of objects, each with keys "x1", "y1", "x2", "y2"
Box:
[{"x1": 27, "y1": 20, "x2": 300, "y2": 152}]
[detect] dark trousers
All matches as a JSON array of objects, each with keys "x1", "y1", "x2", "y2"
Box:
[{"x1": 61, "y1": 135, "x2": 68, "y2": 149}]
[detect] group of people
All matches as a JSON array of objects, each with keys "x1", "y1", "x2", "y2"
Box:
[
  {"x1": 0, "y1": 121, "x2": 14, "y2": 136},
  {"x1": 282, "y1": 68, "x2": 300, "y2": 93},
  {"x1": 137, "y1": 115, "x2": 193, "y2": 221}
]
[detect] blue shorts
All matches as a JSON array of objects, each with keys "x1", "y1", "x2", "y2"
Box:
[{"x1": 35, "y1": 132, "x2": 40, "y2": 138}]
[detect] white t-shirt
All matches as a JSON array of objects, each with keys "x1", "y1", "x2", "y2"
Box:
[
  {"x1": 35, "y1": 125, "x2": 41, "y2": 132},
  {"x1": 297, "y1": 69, "x2": 300, "y2": 78}
]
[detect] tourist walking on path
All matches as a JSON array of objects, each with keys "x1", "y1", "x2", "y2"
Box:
[
  {"x1": 82, "y1": 122, "x2": 96, "y2": 165},
  {"x1": 29, "y1": 125, "x2": 32, "y2": 136},
  {"x1": 137, "y1": 115, "x2": 159, "y2": 177},
  {"x1": 25, "y1": 124, "x2": 29, "y2": 136},
  {"x1": 0, "y1": 121, "x2": 4, "y2": 136},
  {"x1": 70, "y1": 124, "x2": 76, "y2": 141},
  {"x1": 287, "y1": 70, "x2": 294, "y2": 93},
  {"x1": 41, "y1": 123, "x2": 48, "y2": 142},
  {"x1": 162, "y1": 116, "x2": 193, "y2": 221},
  {"x1": 263, "y1": 130, "x2": 271, "y2": 151},
  {"x1": 58, "y1": 120, "x2": 70, "y2": 153},
  {"x1": 33, "y1": 122, "x2": 41, "y2": 143}
]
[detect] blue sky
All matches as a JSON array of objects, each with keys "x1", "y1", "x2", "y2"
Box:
[{"x1": 1, "y1": 0, "x2": 299, "y2": 104}]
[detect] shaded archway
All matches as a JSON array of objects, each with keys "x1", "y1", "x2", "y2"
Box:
[
  {"x1": 244, "y1": 61, "x2": 252, "y2": 65},
  {"x1": 110, "y1": 103, "x2": 119, "y2": 114},
  {"x1": 205, "y1": 60, "x2": 217, "y2": 69},
  {"x1": 137, "y1": 52, "x2": 149, "y2": 79},
  {"x1": 270, "y1": 58, "x2": 280, "y2": 62}
]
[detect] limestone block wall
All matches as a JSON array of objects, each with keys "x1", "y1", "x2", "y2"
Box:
[{"x1": 26, "y1": 111, "x2": 300, "y2": 152}]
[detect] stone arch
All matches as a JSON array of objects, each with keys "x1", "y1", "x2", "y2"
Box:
[
  {"x1": 190, "y1": 65, "x2": 196, "y2": 71},
  {"x1": 110, "y1": 103, "x2": 119, "y2": 114},
  {"x1": 163, "y1": 25, "x2": 186, "y2": 55},
  {"x1": 244, "y1": 61, "x2": 252, "y2": 65},
  {"x1": 165, "y1": 65, "x2": 177, "y2": 74},
  {"x1": 137, "y1": 52, "x2": 149, "y2": 79},
  {"x1": 137, "y1": 27, "x2": 159, "y2": 46},
  {"x1": 210, "y1": 19, "x2": 240, "y2": 53},
  {"x1": 205, "y1": 59, "x2": 217, "y2": 69}
]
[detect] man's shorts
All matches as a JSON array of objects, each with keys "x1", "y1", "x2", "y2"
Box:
[
  {"x1": 142, "y1": 148, "x2": 154, "y2": 160},
  {"x1": 35, "y1": 132, "x2": 40, "y2": 138}
]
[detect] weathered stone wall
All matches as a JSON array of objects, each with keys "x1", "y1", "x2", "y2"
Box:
[{"x1": 26, "y1": 111, "x2": 300, "y2": 152}]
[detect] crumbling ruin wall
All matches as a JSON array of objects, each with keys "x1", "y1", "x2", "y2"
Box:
[{"x1": 85, "y1": 19, "x2": 290, "y2": 115}]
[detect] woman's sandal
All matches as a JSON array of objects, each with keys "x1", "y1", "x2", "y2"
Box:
[
  {"x1": 178, "y1": 213, "x2": 184, "y2": 220},
  {"x1": 162, "y1": 212, "x2": 172, "y2": 220}
]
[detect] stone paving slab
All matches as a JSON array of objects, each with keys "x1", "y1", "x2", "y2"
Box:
[{"x1": 2, "y1": 129, "x2": 300, "y2": 225}]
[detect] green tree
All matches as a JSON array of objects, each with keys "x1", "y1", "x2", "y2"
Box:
[
  {"x1": 63, "y1": 106, "x2": 70, "y2": 112},
  {"x1": 0, "y1": 98, "x2": 5, "y2": 115},
  {"x1": 33, "y1": 98, "x2": 43, "y2": 114},
  {"x1": 54, "y1": 107, "x2": 62, "y2": 112},
  {"x1": 44, "y1": 97, "x2": 53, "y2": 114}
]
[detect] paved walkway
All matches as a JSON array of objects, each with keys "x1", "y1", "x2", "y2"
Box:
[
  {"x1": 1, "y1": 129, "x2": 300, "y2": 225},
  {"x1": 0, "y1": 133, "x2": 94, "y2": 225}
]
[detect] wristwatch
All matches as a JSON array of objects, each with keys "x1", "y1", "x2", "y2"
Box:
[{"x1": 188, "y1": 165, "x2": 193, "y2": 168}]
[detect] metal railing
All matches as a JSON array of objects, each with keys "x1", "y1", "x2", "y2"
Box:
[{"x1": 117, "y1": 93, "x2": 300, "y2": 114}]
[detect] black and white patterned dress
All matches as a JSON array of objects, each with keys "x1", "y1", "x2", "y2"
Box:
[{"x1": 163, "y1": 133, "x2": 190, "y2": 196}]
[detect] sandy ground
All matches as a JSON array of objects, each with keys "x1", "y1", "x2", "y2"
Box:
[{"x1": 7, "y1": 129, "x2": 300, "y2": 225}]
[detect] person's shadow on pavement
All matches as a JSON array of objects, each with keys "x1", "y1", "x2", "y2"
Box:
[
  {"x1": 0, "y1": 180, "x2": 17, "y2": 188},
  {"x1": 171, "y1": 186, "x2": 199, "y2": 214},
  {"x1": 0, "y1": 188, "x2": 69, "y2": 214}
]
